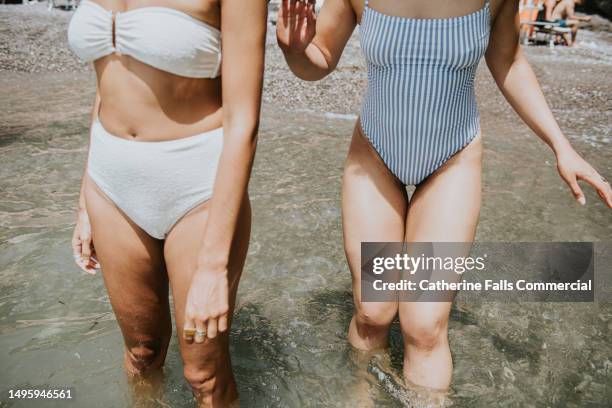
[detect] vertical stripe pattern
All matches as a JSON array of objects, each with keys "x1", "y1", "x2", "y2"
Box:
[{"x1": 359, "y1": 1, "x2": 491, "y2": 185}]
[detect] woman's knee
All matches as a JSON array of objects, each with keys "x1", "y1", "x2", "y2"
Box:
[
  {"x1": 183, "y1": 352, "x2": 234, "y2": 402},
  {"x1": 354, "y1": 301, "x2": 397, "y2": 331},
  {"x1": 125, "y1": 339, "x2": 167, "y2": 374},
  {"x1": 402, "y1": 318, "x2": 448, "y2": 352},
  {"x1": 184, "y1": 364, "x2": 218, "y2": 397}
]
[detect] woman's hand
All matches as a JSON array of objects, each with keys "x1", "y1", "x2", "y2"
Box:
[
  {"x1": 277, "y1": 0, "x2": 317, "y2": 53},
  {"x1": 72, "y1": 208, "x2": 99, "y2": 274},
  {"x1": 556, "y1": 147, "x2": 612, "y2": 207},
  {"x1": 183, "y1": 265, "x2": 229, "y2": 343}
]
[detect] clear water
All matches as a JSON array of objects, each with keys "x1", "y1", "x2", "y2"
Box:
[{"x1": 1, "y1": 46, "x2": 611, "y2": 407}]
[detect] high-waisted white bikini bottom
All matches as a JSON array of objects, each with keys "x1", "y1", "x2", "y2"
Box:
[{"x1": 87, "y1": 119, "x2": 223, "y2": 239}]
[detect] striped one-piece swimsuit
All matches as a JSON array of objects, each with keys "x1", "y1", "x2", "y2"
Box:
[{"x1": 359, "y1": 0, "x2": 491, "y2": 185}]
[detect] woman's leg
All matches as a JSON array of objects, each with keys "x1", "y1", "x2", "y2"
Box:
[
  {"x1": 164, "y1": 194, "x2": 251, "y2": 407},
  {"x1": 399, "y1": 134, "x2": 483, "y2": 390},
  {"x1": 84, "y1": 176, "x2": 173, "y2": 398},
  {"x1": 343, "y1": 123, "x2": 408, "y2": 351}
]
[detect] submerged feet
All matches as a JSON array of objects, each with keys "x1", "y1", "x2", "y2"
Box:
[
  {"x1": 348, "y1": 343, "x2": 450, "y2": 408},
  {"x1": 348, "y1": 312, "x2": 450, "y2": 407},
  {"x1": 124, "y1": 349, "x2": 166, "y2": 407},
  {"x1": 122, "y1": 345, "x2": 238, "y2": 407},
  {"x1": 369, "y1": 362, "x2": 449, "y2": 408}
]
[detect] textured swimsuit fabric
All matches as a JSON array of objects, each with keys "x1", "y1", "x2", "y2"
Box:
[
  {"x1": 67, "y1": 0, "x2": 222, "y2": 78},
  {"x1": 87, "y1": 120, "x2": 223, "y2": 239},
  {"x1": 359, "y1": 0, "x2": 491, "y2": 185}
]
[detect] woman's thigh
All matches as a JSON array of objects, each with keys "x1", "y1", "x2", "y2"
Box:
[
  {"x1": 343, "y1": 123, "x2": 408, "y2": 317},
  {"x1": 84, "y1": 176, "x2": 172, "y2": 371},
  {"x1": 399, "y1": 134, "x2": 483, "y2": 328},
  {"x1": 163, "y1": 194, "x2": 251, "y2": 374}
]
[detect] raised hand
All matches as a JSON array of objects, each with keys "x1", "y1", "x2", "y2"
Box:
[{"x1": 277, "y1": 0, "x2": 317, "y2": 53}]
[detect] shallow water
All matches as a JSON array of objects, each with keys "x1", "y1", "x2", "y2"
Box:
[{"x1": 1, "y1": 32, "x2": 612, "y2": 408}]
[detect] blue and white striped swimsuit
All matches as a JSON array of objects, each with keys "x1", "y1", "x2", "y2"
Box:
[{"x1": 359, "y1": 0, "x2": 491, "y2": 185}]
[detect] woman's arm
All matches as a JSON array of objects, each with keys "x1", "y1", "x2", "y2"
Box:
[
  {"x1": 72, "y1": 90, "x2": 101, "y2": 274},
  {"x1": 77, "y1": 90, "x2": 100, "y2": 212},
  {"x1": 277, "y1": 0, "x2": 357, "y2": 81},
  {"x1": 563, "y1": 1, "x2": 591, "y2": 22},
  {"x1": 183, "y1": 0, "x2": 267, "y2": 340},
  {"x1": 485, "y1": 0, "x2": 611, "y2": 207}
]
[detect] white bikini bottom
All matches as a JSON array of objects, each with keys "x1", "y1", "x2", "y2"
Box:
[{"x1": 87, "y1": 119, "x2": 223, "y2": 239}]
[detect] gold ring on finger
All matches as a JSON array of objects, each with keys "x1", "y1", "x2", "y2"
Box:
[{"x1": 183, "y1": 328, "x2": 196, "y2": 339}]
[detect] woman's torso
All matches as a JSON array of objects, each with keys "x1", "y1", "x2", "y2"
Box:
[
  {"x1": 69, "y1": 0, "x2": 222, "y2": 141},
  {"x1": 355, "y1": 0, "x2": 493, "y2": 185}
]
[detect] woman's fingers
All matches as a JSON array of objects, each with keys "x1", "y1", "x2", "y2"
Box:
[
  {"x1": 289, "y1": 0, "x2": 298, "y2": 33},
  {"x1": 277, "y1": 0, "x2": 315, "y2": 51},
  {"x1": 187, "y1": 315, "x2": 225, "y2": 343},
  {"x1": 307, "y1": 0, "x2": 316, "y2": 28},
  {"x1": 195, "y1": 320, "x2": 207, "y2": 344},
  {"x1": 81, "y1": 235, "x2": 92, "y2": 264},
  {"x1": 300, "y1": 1, "x2": 315, "y2": 38},
  {"x1": 90, "y1": 248, "x2": 101, "y2": 269},
  {"x1": 218, "y1": 314, "x2": 228, "y2": 333},
  {"x1": 86, "y1": 257, "x2": 100, "y2": 272},
  {"x1": 72, "y1": 236, "x2": 96, "y2": 274},
  {"x1": 565, "y1": 174, "x2": 586, "y2": 205},
  {"x1": 73, "y1": 248, "x2": 87, "y2": 272},
  {"x1": 71, "y1": 232, "x2": 86, "y2": 269},
  {"x1": 83, "y1": 246, "x2": 99, "y2": 272},
  {"x1": 183, "y1": 317, "x2": 196, "y2": 344},
  {"x1": 81, "y1": 237, "x2": 97, "y2": 275},
  {"x1": 73, "y1": 209, "x2": 98, "y2": 274},
  {"x1": 187, "y1": 316, "x2": 226, "y2": 342},
  {"x1": 280, "y1": 0, "x2": 289, "y2": 27},
  {"x1": 71, "y1": 234, "x2": 81, "y2": 259},
  {"x1": 563, "y1": 168, "x2": 612, "y2": 208},
  {"x1": 580, "y1": 172, "x2": 612, "y2": 208},
  {"x1": 296, "y1": 0, "x2": 306, "y2": 37},
  {"x1": 207, "y1": 318, "x2": 218, "y2": 339},
  {"x1": 297, "y1": 0, "x2": 310, "y2": 41}
]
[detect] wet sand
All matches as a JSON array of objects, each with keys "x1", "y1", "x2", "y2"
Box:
[{"x1": 1, "y1": 3, "x2": 611, "y2": 407}]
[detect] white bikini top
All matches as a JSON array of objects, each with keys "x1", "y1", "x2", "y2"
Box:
[{"x1": 68, "y1": 0, "x2": 221, "y2": 78}]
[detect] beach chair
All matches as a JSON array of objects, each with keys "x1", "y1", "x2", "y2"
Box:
[
  {"x1": 47, "y1": 0, "x2": 79, "y2": 11},
  {"x1": 519, "y1": 0, "x2": 572, "y2": 47},
  {"x1": 519, "y1": 0, "x2": 541, "y2": 44}
]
